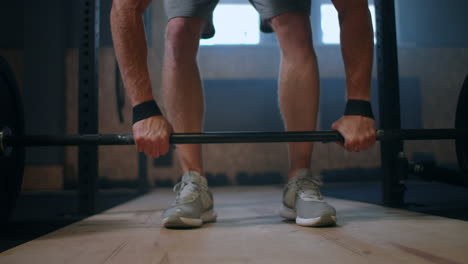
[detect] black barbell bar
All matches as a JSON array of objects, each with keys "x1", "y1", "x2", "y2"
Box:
[{"x1": 1, "y1": 129, "x2": 465, "y2": 149}]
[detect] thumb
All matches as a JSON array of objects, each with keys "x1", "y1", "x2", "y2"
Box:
[{"x1": 331, "y1": 121, "x2": 339, "y2": 131}]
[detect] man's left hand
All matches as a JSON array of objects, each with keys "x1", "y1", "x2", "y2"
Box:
[{"x1": 331, "y1": 116, "x2": 376, "y2": 152}]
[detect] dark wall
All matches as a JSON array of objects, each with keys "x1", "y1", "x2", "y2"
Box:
[
  {"x1": 65, "y1": 0, "x2": 152, "y2": 48},
  {"x1": 397, "y1": 0, "x2": 468, "y2": 47},
  {"x1": 0, "y1": 1, "x2": 24, "y2": 48},
  {"x1": 203, "y1": 80, "x2": 283, "y2": 132},
  {"x1": 203, "y1": 78, "x2": 421, "y2": 132},
  {"x1": 23, "y1": 0, "x2": 67, "y2": 165}
]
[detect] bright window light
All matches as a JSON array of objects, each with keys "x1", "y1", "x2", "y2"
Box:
[
  {"x1": 321, "y1": 4, "x2": 376, "y2": 44},
  {"x1": 200, "y1": 4, "x2": 260, "y2": 46}
]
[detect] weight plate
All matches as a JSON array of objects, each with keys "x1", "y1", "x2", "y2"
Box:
[
  {"x1": 455, "y1": 74, "x2": 468, "y2": 182},
  {"x1": 0, "y1": 56, "x2": 25, "y2": 223}
]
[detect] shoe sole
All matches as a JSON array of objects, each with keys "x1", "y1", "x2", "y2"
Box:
[
  {"x1": 162, "y1": 209, "x2": 217, "y2": 228},
  {"x1": 279, "y1": 206, "x2": 337, "y2": 227}
]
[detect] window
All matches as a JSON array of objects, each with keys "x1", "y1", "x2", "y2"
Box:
[
  {"x1": 200, "y1": 4, "x2": 260, "y2": 46},
  {"x1": 320, "y1": 4, "x2": 376, "y2": 44}
]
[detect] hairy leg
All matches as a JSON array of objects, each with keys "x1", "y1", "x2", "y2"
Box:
[
  {"x1": 270, "y1": 12, "x2": 320, "y2": 179},
  {"x1": 162, "y1": 18, "x2": 205, "y2": 175}
]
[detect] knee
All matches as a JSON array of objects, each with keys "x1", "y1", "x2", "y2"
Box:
[
  {"x1": 271, "y1": 13, "x2": 316, "y2": 61},
  {"x1": 111, "y1": 0, "x2": 149, "y2": 15},
  {"x1": 165, "y1": 18, "x2": 204, "y2": 62}
]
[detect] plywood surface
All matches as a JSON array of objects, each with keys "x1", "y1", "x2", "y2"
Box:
[{"x1": 1, "y1": 186, "x2": 467, "y2": 264}]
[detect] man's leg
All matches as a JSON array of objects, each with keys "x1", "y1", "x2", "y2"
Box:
[
  {"x1": 270, "y1": 13, "x2": 319, "y2": 179},
  {"x1": 160, "y1": 17, "x2": 217, "y2": 228},
  {"x1": 162, "y1": 17, "x2": 205, "y2": 175},
  {"x1": 270, "y1": 12, "x2": 336, "y2": 227}
]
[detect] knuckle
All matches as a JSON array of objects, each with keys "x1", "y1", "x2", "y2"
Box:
[{"x1": 161, "y1": 133, "x2": 169, "y2": 141}]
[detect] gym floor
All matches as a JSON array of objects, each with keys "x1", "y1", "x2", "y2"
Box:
[{"x1": 1, "y1": 179, "x2": 467, "y2": 257}]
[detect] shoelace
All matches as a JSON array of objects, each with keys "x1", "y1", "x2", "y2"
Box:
[
  {"x1": 173, "y1": 180, "x2": 206, "y2": 203},
  {"x1": 293, "y1": 176, "x2": 323, "y2": 199}
]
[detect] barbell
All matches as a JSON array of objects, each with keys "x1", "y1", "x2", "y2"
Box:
[
  {"x1": 0, "y1": 128, "x2": 466, "y2": 148},
  {"x1": 0, "y1": 54, "x2": 467, "y2": 223}
]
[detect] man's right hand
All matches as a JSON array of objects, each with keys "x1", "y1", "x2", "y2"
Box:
[{"x1": 133, "y1": 116, "x2": 174, "y2": 158}]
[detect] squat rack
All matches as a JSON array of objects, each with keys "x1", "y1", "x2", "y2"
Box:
[{"x1": 374, "y1": 1, "x2": 405, "y2": 206}]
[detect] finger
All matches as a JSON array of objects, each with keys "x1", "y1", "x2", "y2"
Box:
[
  {"x1": 157, "y1": 137, "x2": 165, "y2": 156},
  {"x1": 356, "y1": 136, "x2": 366, "y2": 152},
  {"x1": 360, "y1": 139, "x2": 371, "y2": 151},
  {"x1": 344, "y1": 138, "x2": 355, "y2": 152},
  {"x1": 138, "y1": 138, "x2": 149, "y2": 153},
  {"x1": 363, "y1": 132, "x2": 377, "y2": 150},
  {"x1": 150, "y1": 139, "x2": 160, "y2": 159},
  {"x1": 160, "y1": 144, "x2": 169, "y2": 157},
  {"x1": 142, "y1": 138, "x2": 155, "y2": 157},
  {"x1": 349, "y1": 137, "x2": 360, "y2": 152},
  {"x1": 143, "y1": 146, "x2": 151, "y2": 157},
  {"x1": 160, "y1": 136, "x2": 170, "y2": 156},
  {"x1": 331, "y1": 121, "x2": 339, "y2": 131},
  {"x1": 146, "y1": 146, "x2": 159, "y2": 159},
  {"x1": 142, "y1": 141, "x2": 153, "y2": 157},
  {"x1": 135, "y1": 137, "x2": 143, "y2": 152}
]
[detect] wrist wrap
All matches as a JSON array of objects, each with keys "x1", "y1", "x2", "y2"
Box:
[
  {"x1": 132, "y1": 100, "x2": 162, "y2": 124},
  {"x1": 344, "y1": 100, "x2": 374, "y2": 119}
]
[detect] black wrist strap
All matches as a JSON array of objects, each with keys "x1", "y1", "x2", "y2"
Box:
[
  {"x1": 344, "y1": 99, "x2": 374, "y2": 119},
  {"x1": 132, "y1": 100, "x2": 162, "y2": 124}
]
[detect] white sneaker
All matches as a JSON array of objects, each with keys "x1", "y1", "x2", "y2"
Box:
[
  {"x1": 162, "y1": 171, "x2": 217, "y2": 228},
  {"x1": 280, "y1": 169, "x2": 336, "y2": 227}
]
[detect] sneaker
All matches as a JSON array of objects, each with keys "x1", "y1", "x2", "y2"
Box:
[
  {"x1": 279, "y1": 168, "x2": 337, "y2": 227},
  {"x1": 162, "y1": 171, "x2": 217, "y2": 228}
]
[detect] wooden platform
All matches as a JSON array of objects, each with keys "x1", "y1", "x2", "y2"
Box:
[{"x1": 1, "y1": 186, "x2": 467, "y2": 264}]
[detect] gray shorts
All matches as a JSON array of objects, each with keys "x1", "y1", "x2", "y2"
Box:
[{"x1": 164, "y1": 0, "x2": 311, "y2": 39}]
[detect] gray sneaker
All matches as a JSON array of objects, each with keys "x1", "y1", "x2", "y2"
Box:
[
  {"x1": 162, "y1": 171, "x2": 217, "y2": 228},
  {"x1": 280, "y1": 168, "x2": 337, "y2": 227}
]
